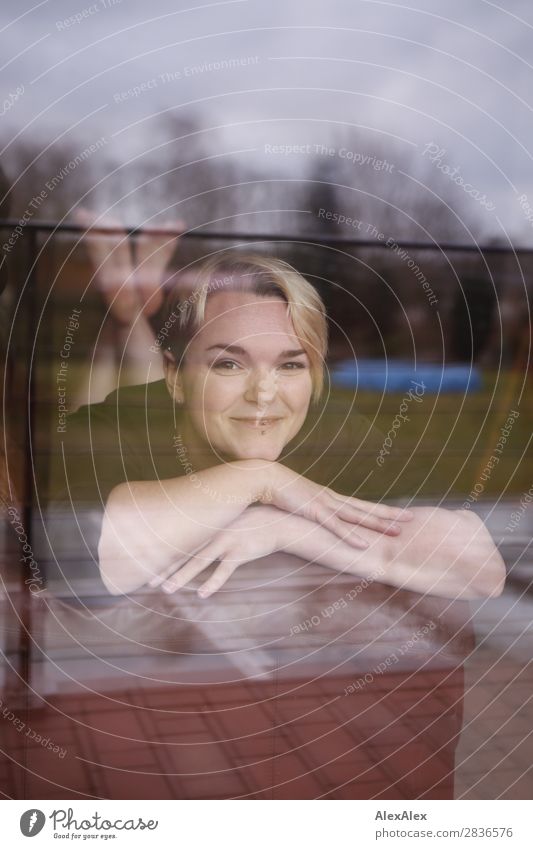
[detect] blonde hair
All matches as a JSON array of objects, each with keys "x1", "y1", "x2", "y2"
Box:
[{"x1": 163, "y1": 252, "x2": 328, "y2": 403}]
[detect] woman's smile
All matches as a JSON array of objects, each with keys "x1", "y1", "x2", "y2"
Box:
[{"x1": 231, "y1": 416, "x2": 283, "y2": 430}]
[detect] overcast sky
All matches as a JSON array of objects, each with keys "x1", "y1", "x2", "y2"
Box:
[{"x1": 2, "y1": 0, "x2": 533, "y2": 241}]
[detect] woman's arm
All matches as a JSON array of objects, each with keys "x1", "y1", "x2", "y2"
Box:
[
  {"x1": 98, "y1": 460, "x2": 271, "y2": 595},
  {"x1": 98, "y1": 461, "x2": 413, "y2": 596},
  {"x1": 156, "y1": 503, "x2": 505, "y2": 600},
  {"x1": 270, "y1": 462, "x2": 505, "y2": 597},
  {"x1": 280, "y1": 506, "x2": 506, "y2": 599}
]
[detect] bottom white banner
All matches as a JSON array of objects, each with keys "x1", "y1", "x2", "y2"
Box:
[{"x1": 2, "y1": 799, "x2": 530, "y2": 848}]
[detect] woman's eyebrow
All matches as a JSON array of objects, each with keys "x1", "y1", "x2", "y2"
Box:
[{"x1": 205, "y1": 344, "x2": 308, "y2": 358}]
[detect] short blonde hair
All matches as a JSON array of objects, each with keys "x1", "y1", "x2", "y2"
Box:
[{"x1": 163, "y1": 252, "x2": 328, "y2": 403}]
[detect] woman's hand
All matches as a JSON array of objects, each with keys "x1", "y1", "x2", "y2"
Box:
[
  {"x1": 150, "y1": 503, "x2": 505, "y2": 601},
  {"x1": 265, "y1": 461, "x2": 413, "y2": 549},
  {"x1": 151, "y1": 505, "x2": 291, "y2": 597}
]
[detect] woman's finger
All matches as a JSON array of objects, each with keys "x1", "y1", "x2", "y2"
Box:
[
  {"x1": 326, "y1": 498, "x2": 403, "y2": 535},
  {"x1": 148, "y1": 570, "x2": 172, "y2": 588},
  {"x1": 327, "y1": 491, "x2": 414, "y2": 521},
  {"x1": 161, "y1": 545, "x2": 222, "y2": 593},
  {"x1": 314, "y1": 504, "x2": 370, "y2": 549},
  {"x1": 197, "y1": 558, "x2": 243, "y2": 598},
  {"x1": 148, "y1": 563, "x2": 181, "y2": 588},
  {"x1": 154, "y1": 533, "x2": 225, "y2": 588},
  {"x1": 147, "y1": 551, "x2": 193, "y2": 587}
]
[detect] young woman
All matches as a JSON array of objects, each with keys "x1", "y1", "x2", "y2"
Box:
[{"x1": 78, "y1": 251, "x2": 506, "y2": 601}]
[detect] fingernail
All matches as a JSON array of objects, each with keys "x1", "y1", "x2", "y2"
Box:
[
  {"x1": 398, "y1": 510, "x2": 414, "y2": 520},
  {"x1": 387, "y1": 523, "x2": 401, "y2": 533}
]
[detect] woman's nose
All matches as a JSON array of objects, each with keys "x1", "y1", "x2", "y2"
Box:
[{"x1": 244, "y1": 369, "x2": 278, "y2": 406}]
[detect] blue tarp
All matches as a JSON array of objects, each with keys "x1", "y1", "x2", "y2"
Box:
[{"x1": 330, "y1": 359, "x2": 482, "y2": 394}]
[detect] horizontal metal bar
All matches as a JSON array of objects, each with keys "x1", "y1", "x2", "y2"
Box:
[{"x1": 1, "y1": 218, "x2": 532, "y2": 253}]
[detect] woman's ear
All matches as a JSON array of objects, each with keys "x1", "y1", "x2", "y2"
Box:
[{"x1": 163, "y1": 350, "x2": 185, "y2": 405}]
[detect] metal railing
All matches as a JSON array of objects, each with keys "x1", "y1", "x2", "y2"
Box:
[{"x1": 2, "y1": 217, "x2": 533, "y2": 250}]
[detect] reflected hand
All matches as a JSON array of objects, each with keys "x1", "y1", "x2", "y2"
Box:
[
  {"x1": 133, "y1": 220, "x2": 186, "y2": 319},
  {"x1": 75, "y1": 208, "x2": 138, "y2": 325},
  {"x1": 75, "y1": 209, "x2": 185, "y2": 324}
]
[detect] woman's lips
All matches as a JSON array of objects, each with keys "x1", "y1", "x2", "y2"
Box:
[{"x1": 231, "y1": 417, "x2": 282, "y2": 430}]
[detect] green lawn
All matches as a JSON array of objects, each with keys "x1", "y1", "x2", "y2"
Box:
[{"x1": 352, "y1": 369, "x2": 532, "y2": 498}]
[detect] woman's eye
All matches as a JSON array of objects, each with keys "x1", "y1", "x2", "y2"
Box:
[
  {"x1": 279, "y1": 361, "x2": 306, "y2": 370},
  {"x1": 212, "y1": 360, "x2": 241, "y2": 371},
  {"x1": 211, "y1": 359, "x2": 306, "y2": 372}
]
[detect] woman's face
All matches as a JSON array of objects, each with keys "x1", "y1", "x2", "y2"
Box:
[{"x1": 166, "y1": 290, "x2": 314, "y2": 462}]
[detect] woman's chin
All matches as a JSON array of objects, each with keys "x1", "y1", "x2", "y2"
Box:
[{"x1": 225, "y1": 442, "x2": 282, "y2": 462}]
